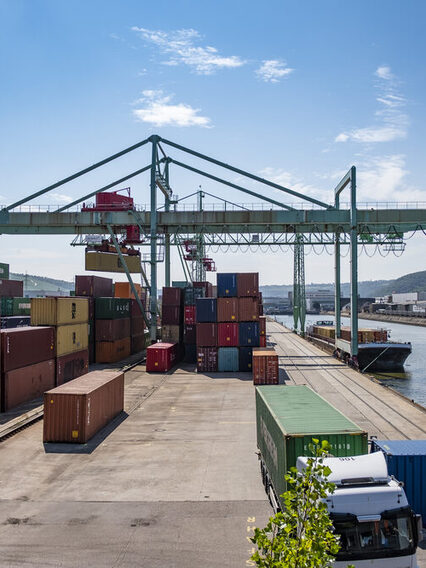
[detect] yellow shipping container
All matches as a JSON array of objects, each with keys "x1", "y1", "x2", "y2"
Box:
[
  {"x1": 114, "y1": 282, "x2": 142, "y2": 299},
  {"x1": 85, "y1": 252, "x2": 141, "y2": 273},
  {"x1": 31, "y1": 297, "x2": 89, "y2": 326},
  {"x1": 56, "y1": 323, "x2": 89, "y2": 357}
]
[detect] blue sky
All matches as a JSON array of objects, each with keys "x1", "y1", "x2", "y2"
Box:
[{"x1": 1, "y1": 0, "x2": 425, "y2": 286}]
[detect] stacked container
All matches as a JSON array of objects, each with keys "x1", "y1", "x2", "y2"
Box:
[
  {"x1": 130, "y1": 299, "x2": 148, "y2": 354},
  {"x1": 0, "y1": 274, "x2": 29, "y2": 330},
  {"x1": 252, "y1": 347, "x2": 279, "y2": 385},
  {"x1": 196, "y1": 298, "x2": 218, "y2": 371},
  {"x1": 94, "y1": 298, "x2": 131, "y2": 363},
  {"x1": 162, "y1": 287, "x2": 183, "y2": 343},
  {"x1": 0, "y1": 326, "x2": 56, "y2": 411},
  {"x1": 31, "y1": 297, "x2": 90, "y2": 386}
]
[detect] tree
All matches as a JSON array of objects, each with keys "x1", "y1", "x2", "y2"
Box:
[{"x1": 251, "y1": 439, "x2": 349, "y2": 568}]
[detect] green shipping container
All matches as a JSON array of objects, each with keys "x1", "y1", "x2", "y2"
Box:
[
  {"x1": 256, "y1": 385, "x2": 368, "y2": 506},
  {"x1": 95, "y1": 297, "x2": 131, "y2": 319},
  {"x1": 0, "y1": 263, "x2": 10, "y2": 279},
  {"x1": 12, "y1": 297, "x2": 31, "y2": 315},
  {"x1": 0, "y1": 296, "x2": 14, "y2": 316}
]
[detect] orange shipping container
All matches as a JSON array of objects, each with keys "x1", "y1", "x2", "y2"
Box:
[
  {"x1": 114, "y1": 282, "x2": 142, "y2": 299},
  {"x1": 238, "y1": 297, "x2": 259, "y2": 321},
  {"x1": 43, "y1": 370, "x2": 124, "y2": 443},
  {"x1": 252, "y1": 348, "x2": 279, "y2": 385},
  {"x1": 95, "y1": 337, "x2": 131, "y2": 363},
  {"x1": 217, "y1": 297, "x2": 239, "y2": 322}
]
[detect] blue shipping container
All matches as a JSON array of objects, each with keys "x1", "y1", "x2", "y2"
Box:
[
  {"x1": 217, "y1": 273, "x2": 237, "y2": 297},
  {"x1": 239, "y1": 346, "x2": 253, "y2": 371},
  {"x1": 371, "y1": 439, "x2": 426, "y2": 527},
  {"x1": 218, "y1": 347, "x2": 239, "y2": 372},
  {"x1": 239, "y1": 322, "x2": 260, "y2": 346},
  {"x1": 196, "y1": 298, "x2": 217, "y2": 323}
]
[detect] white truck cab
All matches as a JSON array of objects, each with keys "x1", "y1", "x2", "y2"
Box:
[{"x1": 297, "y1": 452, "x2": 423, "y2": 567}]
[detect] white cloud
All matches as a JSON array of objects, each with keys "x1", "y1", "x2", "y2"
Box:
[
  {"x1": 133, "y1": 90, "x2": 211, "y2": 127},
  {"x1": 335, "y1": 66, "x2": 408, "y2": 144},
  {"x1": 259, "y1": 167, "x2": 326, "y2": 203},
  {"x1": 50, "y1": 193, "x2": 73, "y2": 204},
  {"x1": 255, "y1": 60, "x2": 294, "y2": 83},
  {"x1": 131, "y1": 27, "x2": 245, "y2": 74}
]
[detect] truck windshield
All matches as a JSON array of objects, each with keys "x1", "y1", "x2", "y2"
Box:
[{"x1": 332, "y1": 507, "x2": 415, "y2": 561}]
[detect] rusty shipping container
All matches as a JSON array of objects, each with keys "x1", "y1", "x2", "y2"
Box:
[
  {"x1": 161, "y1": 324, "x2": 182, "y2": 343},
  {"x1": 238, "y1": 297, "x2": 259, "y2": 321},
  {"x1": 56, "y1": 349, "x2": 89, "y2": 386},
  {"x1": 1, "y1": 326, "x2": 55, "y2": 372},
  {"x1": 56, "y1": 323, "x2": 89, "y2": 357},
  {"x1": 114, "y1": 282, "x2": 142, "y2": 299},
  {"x1": 162, "y1": 287, "x2": 183, "y2": 306},
  {"x1": 197, "y1": 347, "x2": 218, "y2": 373},
  {"x1": 259, "y1": 316, "x2": 266, "y2": 336},
  {"x1": 196, "y1": 323, "x2": 217, "y2": 347},
  {"x1": 217, "y1": 297, "x2": 239, "y2": 322},
  {"x1": 43, "y1": 370, "x2": 125, "y2": 443},
  {"x1": 0, "y1": 279, "x2": 24, "y2": 298},
  {"x1": 31, "y1": 297, "x2": 89, "y2": 326},
  {"x1": 217, "y1": 323, "x2": 239, "y2": 347},
  {"x1": 95, "y1": 318, "x2": 131, "y2": 341},
  {"x1": 96, "y1": 337, "x2": 131, "y2": 363},
  {"x1": 131, "y1": 316, "x2": 145, "y2": 335},
  {"x1": 75, "y1": 275, "x2": 113, "y2": 297},
  {"x1": 237, "y1": 273, "x2": 259, "y2": 297},
  {"x1": 162, "y1": 305, "x2": 182, "y2": 325},
  {"x1": 252, "y1": 348, "x2": 279, "y2": 385},
  {"x1": 146, "y1": 342, "x2": 179, "y2": 372},
  {"x1": 2, "y1": 359, "x2": 55, "y2": 412}
]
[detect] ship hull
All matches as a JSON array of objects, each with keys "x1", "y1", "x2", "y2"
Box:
[{"x1": 356, "y1": 343, "x2": 412, "y2": 372}]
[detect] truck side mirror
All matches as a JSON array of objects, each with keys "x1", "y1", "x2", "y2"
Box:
[{"x1": 416, "y1": 515, "x2": 423, "y2": 544}]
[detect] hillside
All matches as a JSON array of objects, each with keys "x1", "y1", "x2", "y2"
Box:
[{"x1": 10, "y1": 273, "x2": 74, "y2": 293}]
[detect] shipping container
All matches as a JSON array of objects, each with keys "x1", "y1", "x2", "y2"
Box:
[
  {"x1": 95, "y1": 297, "x2": 130, "y2": 319},
  {"x1": 197, "y1": 347, "x2": 218, "y2": 373},
  {"x1": 75, "y1": 275, "x2": 113, "y2": 297},
  {"x1": 130, "y1": 316, "x2": 145, "y2": 335},
  {"x1": 85, "y1": 251, "x2": 141, "y2": 273},
  {"x1": 196, "y1": 323, "x2": 217, "y2": 347},
  {"x1": 239, "y1": 346, "x2": 253, "y2": 372},
  {"x1": 0, "y1": 297, "x2": 14, "y2": 316},
  {"x1": 237, "y1": 273, "x2": 259, "y2": 297},
  {"x1": 12, "y1": 297, "x2": 31, "y2": 316},
  {"x1": 184, "y1": 306, "x2": 196, "y2": 325},
  {"x1": 217, "y1": 273, "x2": 237, "y2": 297},
  {"x1": 162, "y1": 287, "x2": 183, "y2": 306},
  {"x1": 183, "y1": 324, "x2": 196, "y2": 345},
  {"x1": 130, "y1": 298, "x2": 146, "y2": 318},
  {"x1": 0, "y1": 279, "x2": 23, "y2": 298},
  {"x1": 218, "y1": 347, "x2": 239, "y2": 372},
  {"x1": 161, "y1": 324, "x2": 182, "y2": 343},
  {"x1": 371, "y1": 440, "x2": 426, "y2": 527},
  {"x1": 259, "y1": 316, "x2": 266, "y2": 336},
  {"x1": 31, "y1": 297, "x2": 89, "y2": 326},
  {"x1": 183, "y1": 343, "x2": 197, "y2": 363},
  {"x1": 259, "y1": 335, "x2": 267, "y2": 348},
  {"x1": 217, "y1": 322, "x2": 239, "y2": 347},
  {"x1": 184, "y1": 286, "x2": 204, "y2": 306},
  {"x1": 0, "y1": 263, "x2": 9, "y2": 280},
  {"x1": 43, "y1": 370, "x2": 125, "y2": 443},
  {"x1": 162, "y1": 305, "x2": 182, "y2": 325},
  {"x1": 2, "y1": 359, "x2": 55, "y2": 412},
  {"x1": 239, "y1": 322, "x2": 260, "y2": 346},
  {"x1": 1, "y1": 315, "x2": 31, "y2": 329},
  {"x1": 95, "y1": 337, "x2": 131, "y2": 363},
  {"x1": 195, "y1": 298, "x2": 217, "y2": 323},
  {"x1": 193, "y1": 281, "x2": 213, "y2": 297},
  {"x1": 259, "y1": 304, "x2": 264, "y2": 316},
  {"x1": 114, "y1": 282, "x2": 142, "y2": 299},
  {"x1": 1, "y1": 326, "x2": 55, "y2": 372},
  {"x1": 171, "y1": 281, "x2": 189, "y2": 289},
  {"x1": 238, "y1": 297, "x2": 259, "y2": 321},
  {"x1": 131, "y1": 332, "x2": 146, "y2": 354},
  {"x1": 252, "y1": 347, "x2": 279, "y2": 384},
  {"x1": 146, "y1": 342, "x2": 179, "y2": 372},
  {"x1": 217, "y1": 297, "x2": 238, "y2": 322},
  {"x1": 56, "y1": 350, "x2": 89, "y2": 386},
  {"x1": 56, "y1": 323, "x2": 89, "y2": 357},
  {"x1": 256, "y1": 385, "x2": 368, "y2": 501},
  {"x1": 95, "y1": 318, "x2": 130, "y2": 341}
]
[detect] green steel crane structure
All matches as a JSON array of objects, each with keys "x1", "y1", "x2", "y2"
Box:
[
  {"x1": 1, "y1": 134, "x2": 426, "y2": 362},
  {"x1": 293, "y1": 234, "x2": 306, "y2": 336}
]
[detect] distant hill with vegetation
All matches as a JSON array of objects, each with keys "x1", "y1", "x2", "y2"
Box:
[{"x1": 10, "y1": 273, "x2": 74, "y2": 294}]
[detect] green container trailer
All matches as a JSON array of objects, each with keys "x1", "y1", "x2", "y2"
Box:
[
  {"x1": 12, "y1": 297, "x2": 31, "y2": 316},
  {"x1": 95, "y1": 297, "x2": 130, "y2": 319},
  {"x1": 256, "y1": 385, "x2": 368, "y2": 506},
  {"x1": 0, "y1": 263, "x2": 10, "y2": 279}
]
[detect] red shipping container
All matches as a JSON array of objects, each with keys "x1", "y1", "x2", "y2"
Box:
[
  {"x1": 184, "y1": 324, "x2": 196, "y2": 344},
  {"x1": 259, "y1": 316, "x2": 266, "y2": 336},
  {"x1": 1, "y1": 326, "x2": 55, "y2": 372},
  {"x1": 196, "y1": 323, "x2": 217, "y2": 347},
  {"x1": 259, "y1": 304, "x2": 264, "y2": 316},
  {"x1": 96, "y1": 337, "x2": 131, "y2": 363},
  {"x1": 56, "y1": 350, "x2": 89, "y2": 386},
  {"x1": 95, "y1": 318, "x2": 131, "y2": 341},
  {"x1": 131, "y1": 316, "x2": 145, "y2": 335},
  {"x1": 197, "y1": 347, "x2": 218, "y2": 372},
  {"x1": 184, "y1": 306, "x2": 196, "y2": 325},
  {"x1": 259, "y1": 335, "x2": 267, "y2": 348},
  {"x1": 162, "y1": 287, "x2": 182, "y2": 306},
  {"x1": 43, "y1": 370, "x2": 125, "y2": 443},
  {"x1": 131, "y1": 333, "x2": 146, "y2": 354},
  {"x1": 218, "y1": 323, "x2": 239, "y2": 347},
  {"x1": 2, "y1": 359, "x2": 56, "y2": 412},
  {"x1": 252, "y1": 348, "x2": 279, "y2": 385},
  {"x1": 193, "y1": 281, "x2": 212, "y2": 297},
  {"x1": 162, "y1": 305, "x2": 182, "y2": 325},
  {"x1": 75, "y1": 275, "x2": 113, "y2": 297},
  {"x1": 217, "y1": 297, "x2": 238, "y2": 322},
  {"x1": 130, "y1": 298, "x2": 146, "y2": 318},
  {"x1": 146, "y1": 342, "x2": 179, "y2": 372},
  {"x1": 238, "y1": 297, "x2": 259, "y2": 321},
  {"x1": 237, "y1": 273, "x2": 259, "y2": 297},
  {"x1": 0, "y1": 279, "x2": 24, "y2": 298}
]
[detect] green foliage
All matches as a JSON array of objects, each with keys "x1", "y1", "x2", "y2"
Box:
[{"x1": 251, "y1": 439, "x2": 346, "y2": 568}]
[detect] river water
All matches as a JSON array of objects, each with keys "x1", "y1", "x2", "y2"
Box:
[{"x1": 274, "y1": 314, "x2": 426, "y2": 408}]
